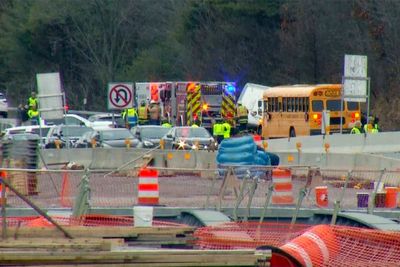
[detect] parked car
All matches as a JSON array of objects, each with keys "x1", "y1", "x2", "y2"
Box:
[
  {"x1": 2, "y1": 125, "x2": 52, "y2": 144},
  {"x1": 0, "y1": 92, "x2": 8, "y2": 118},
  {"x1": 131, "y1": 125, "x2": 171, "y2": 148},
  {"x1": 45, "y1": 114, "x2": 113, "y2": 128},
  {"x1": 161, "y1": 126, "x2": 216, "y2": 150},
  {"x1": 74, "y1": 128, "x2": 140, "y2": 148},
  {"x1": 88, "y1": 113, "x2": 125, "y2": 128},
  {"x1": 44, "y1": 125, "x2": 93, "y2": 149}
]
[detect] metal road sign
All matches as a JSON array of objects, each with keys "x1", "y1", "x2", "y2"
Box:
[
  {"x1": 36, "y1": 72, "x2": 64, "y2": 120},
  {"x1": 108, "y1": 83, "x2": 133, "y2": 110},
  {"x1": 343, "y1": 55, "x2": 368, "y2": 102}
]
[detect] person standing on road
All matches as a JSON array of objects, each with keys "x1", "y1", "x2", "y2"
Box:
[
  {"x1": 350, "y1": 121, "x2": 362, "y2": 134},
  {"x1": 236, "y1": 103, "x2": 248, "y2": 133},
  {"x1": 138, "y1": 101, "x2": 149, "y2": 125},
  {"x1": 213, "y1": 118, "x2": 225, "y2": 144},
  {"x1": 27, "y1": 104, "x2": 40, "y2": 125},
  {"x1": 222, "y1": 120, "x2": 231, "y2": 139},
  {"x1": 28, "y1": 91, "x2": 38, "y2": 110},
  {"x1": 148, "y1": 100, "x2": 161, "y2": 125},
  {"x1": 17, "y1": 104, "x2": 30, "y2": 126},
  {"x1": 122, "y1": 106, "x2": 138, "y2": 129},
  {"x1": 161, "y1": 118, "x2": 172, "y2": 128}
]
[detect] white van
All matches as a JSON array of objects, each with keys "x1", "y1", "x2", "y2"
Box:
[{"x1": 238, "y1": 83, "x2": 270, "y2": 133}]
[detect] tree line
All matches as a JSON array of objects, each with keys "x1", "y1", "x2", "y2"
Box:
[{"x1": 0, "y1": 0, "x2": 399, "y2": 130}]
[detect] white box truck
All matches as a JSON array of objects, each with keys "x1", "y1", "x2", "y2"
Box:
[{"x1": 238, "y1": 83, "x2": 270, "y2": 134}]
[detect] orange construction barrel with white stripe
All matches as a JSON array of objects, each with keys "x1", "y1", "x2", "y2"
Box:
[
  {"x1": 280, "y1": 225, "x2": 338, "y2": 267},
  {"x1": 271, "y1": 168, "x2": 294, "y2": 205},
  {"x1": 137, "y1": 168, "x2": 159, "y2": 205}
]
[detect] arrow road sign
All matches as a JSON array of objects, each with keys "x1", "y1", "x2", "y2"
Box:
[{"x1": 108, "y1": 83, "x2": 133, "y2": 110}]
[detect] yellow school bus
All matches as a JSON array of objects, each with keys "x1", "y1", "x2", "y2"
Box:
[{"x1": 261, "y1": 84, "x2": 361, "y2": 138}]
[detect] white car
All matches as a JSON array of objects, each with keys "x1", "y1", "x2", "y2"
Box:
[
  {"x1": 0, "y1": 92, "x2": 8, "y2": 118},
  {"x1": 45, "y1": 114, "x2": 114, "y2": 129},
  {"x1": 2, "y1": 125, "x2": 52, "y2": 143}
]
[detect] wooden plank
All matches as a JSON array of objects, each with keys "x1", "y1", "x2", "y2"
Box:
[
  {"x1": 9, "y1": 226, "x2": 194, "y2": 239},
  {"x1": 9, "y1": 263, "x2": 270, "y2": 267},
  {"x1": 0, "y1": 238, "x2": 124, "y2": 250},
  {"x1": 0, "y1": 250, "x2": 271, "y2": 265}
]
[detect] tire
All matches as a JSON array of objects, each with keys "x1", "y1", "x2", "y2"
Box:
[{"x1": 289, "y1": 127, "x2": 296, "y2": 138}]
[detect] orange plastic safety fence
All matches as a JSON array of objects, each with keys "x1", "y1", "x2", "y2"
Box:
[
  {"x1": 1, "y1": 215, "x2": 188, "y2": 228},
  {"x1": 194, "y1": 222, "x2": 311, "y2": 249},
  {"x1": 195, "y1": 222, "x2": 400, "y2": 267}
]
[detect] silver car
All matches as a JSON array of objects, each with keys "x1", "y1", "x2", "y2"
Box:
[
  {"x1": 74, "y1": 128, "x2": 140, "y2": 148},
  {"x1": 161, "y1": 126, "x2": 216, "y2": 150}
]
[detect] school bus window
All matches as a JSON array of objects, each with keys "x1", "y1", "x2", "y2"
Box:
[
  {"x1": 270, "y1": 98, "x2": 273, "y2": 112},
  {"x1": 263, "y1": 101, "x2": 268, "y2": 112},
  {"x1": 347, "y1": 101, "x2": 359, "y2": 111},
  {"x1": 276, "y1": 98, "x2": 279, "y2": 112},
  {"x1": 305, "y1": 98, "x2": 309, "y2": 111},
  {"x1": 295, "y1": 98, "x2": 299, "y2": 112},
  {"x1": 285, "y1": 98, "x2": 290, "y2": 112},
  {"x1": 288, "y1": 98, "x2": 293, "y2": 112},
  {"x1": 327, "y1": 100, "x2": 341, "y2": 111},
  {"x1": 273, "y1": 98, "x2": 278, "y2": 112},
  {"x1": 312, "y1": 100, "x2": 323, "y2": 112},
  {"x1": 269, "y1": 98, "x2": 273, "y2": 112},
  {"x1": 282, "y1": 98, "x2": 287, "y2": 112},
  {"x1": 299, "y1": 98, "x2": 303, "y2": 112},
  {"x1": 278, "y1": 101, "x2": 282, "y2": 112}
]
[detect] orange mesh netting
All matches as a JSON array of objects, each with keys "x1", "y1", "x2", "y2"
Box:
[
  {"x1": 2, "y1": 215, "x2": 187, "y2": 228},
  {"x1": 194, "y1": 222, "x2": 400, "y2": 266}
]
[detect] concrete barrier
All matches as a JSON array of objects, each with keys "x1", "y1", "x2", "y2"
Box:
[
  {"x1": 264, "y1": 132, "x2": 400, "y2": 154},
  {"x1": 39, "y1": 144, "x2": 400, "y2": 172}
]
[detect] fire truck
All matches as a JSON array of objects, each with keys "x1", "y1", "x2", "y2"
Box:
[{"x1": 134, "y1": 81, "x2": 237, "y2": 130}]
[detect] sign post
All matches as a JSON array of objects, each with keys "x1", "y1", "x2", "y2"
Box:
[{"x1": 341, "y1": 55, "x2": 369, "y2": 133}]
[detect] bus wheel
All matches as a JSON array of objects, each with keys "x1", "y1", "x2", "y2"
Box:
[{"x1": 289, "y1": 127, "x2": 296, "y2": 138}]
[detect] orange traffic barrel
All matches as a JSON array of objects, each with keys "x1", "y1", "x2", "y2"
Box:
[
  {"x1": 315, "y1": 186, "x2": 328, "y2": 207},
  {"x1": 271, "y1": 168, "x2": 294, "y2": 205},
  {"x1": 280, "y1": 224, "x2": 338, "y2": 267},
  {"x1": 137, "y1": 168, "x2": 159, "y2": 205},
  {"x1": 385, "y1": 187, "x2": 397, "y2": 208}
]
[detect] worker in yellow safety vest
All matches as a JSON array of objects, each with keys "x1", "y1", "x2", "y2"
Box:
[
  {"x1": 222, "y1": 120, "x2": 231, "y2": 139},
  {"x1": 138, "y1": 101, "x2": 149, "y2": 125},
  {"x1": 350, "y1": 121, "x2": 362, "y2": 134},
  {"x1": 191, "y1": 117, "x2": 201, "y2": 128},
  {"x1": 27, "y1": 104, "x2": 40, "y2": 125},
  {"x1": 236, "y1": 103, "x2": 248, "y2": 133},
  {"x1": 161, "y1": 118, "x2": 172, "y2": 128},
  {"x1": 28, "y1": 91, "x2": 38, "y2": 110},
  {"x1": 122, "y1": 107, "x2": 138, "y2": 129},
  {"x1": 364, "y1": 116, "x2": 379, "y2": 134},
  {"x1": 213, "y1": 118, "x2": 225, "y2": 143}
]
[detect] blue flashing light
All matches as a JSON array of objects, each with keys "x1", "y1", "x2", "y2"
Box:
[{"x1": 226, "y1": 84, "x2": 236, "y2": 93}]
